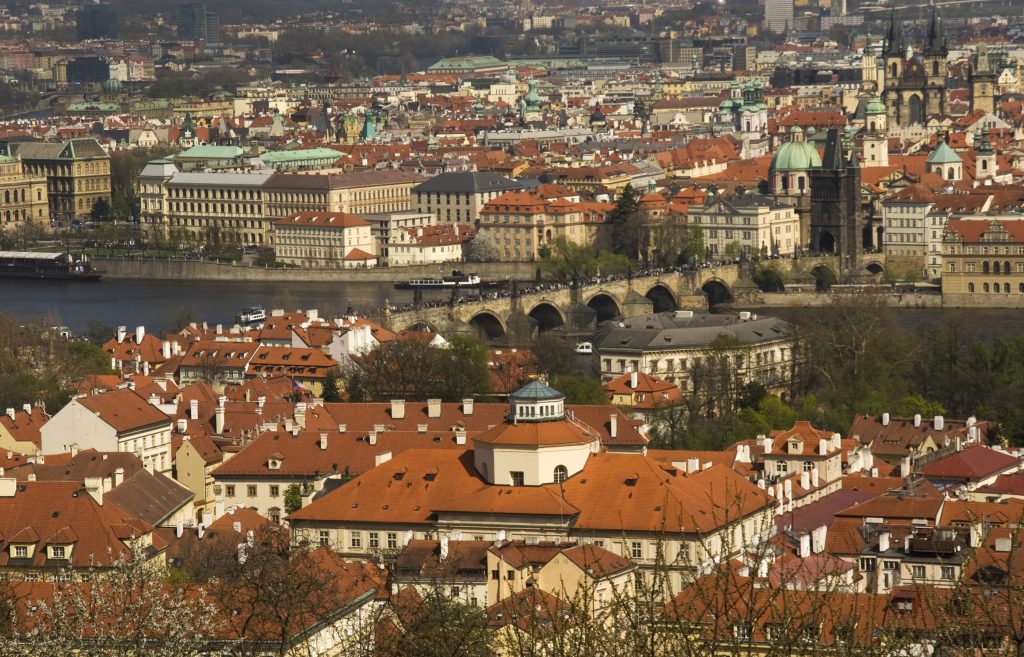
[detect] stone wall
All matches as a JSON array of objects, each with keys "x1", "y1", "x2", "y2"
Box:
[
  {"x1": 761, "y1": 291, "x2": 943, "y2": 308},
  {"x1": 92, "y1": 258, "x2": 541, "y2": 282}
]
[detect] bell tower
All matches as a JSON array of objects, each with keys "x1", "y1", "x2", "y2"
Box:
[
  {"x1": 970, "y1": 44, "x2": 997, "y2": 114},
  {"x1": 922, "y1": 4, "x2": 948, "y2": 117}
]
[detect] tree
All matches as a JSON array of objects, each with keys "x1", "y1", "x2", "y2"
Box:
[
  {"x1": 465, "y1": 232, "x2": 500, "y2": 262},
  {"x1": 541, "y1": 236, "x2": 595, "y2": 281},
  {"x1": 550, "y1": 374, "x2": 607, "y2": 405},
  {"x1": 322, "y1": 370, "x2": 342, "y2": 403},
  {"x1": 609, "y1": 185, "x2": 641, "y2": 259},
  {"x1": 90, "y1": 198, "x2": 112, "y2": 222},
  {"x1": 283, "y1": 484, "x2": 303, "y2": 515},
  {"x1": 752, "y1": 266, "x2": 785, "y2": 292},
  {"x1": 681, "y1": 225, "x2": 706, "y2": 265},
  {"x1": 382, "y1": 589, "x2": 493, "y2": 657},
  {"x1": 17, "y1": 544, "x2": 221, "y2": 657}
]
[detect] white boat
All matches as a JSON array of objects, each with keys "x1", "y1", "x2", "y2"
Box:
[{"x1": 237, "y1": 306, "x2": 266, "y2": 324}]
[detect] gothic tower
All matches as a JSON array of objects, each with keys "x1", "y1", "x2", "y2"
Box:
[
  {"x1": 922, "y1": 5, "x2": 948, "y2": 117},
  {"x1": 881, "y1": 10, "x2": 905, "y2": 124},
  {"x1": 970, "y1": 44, "x2": 997, "y2": 114},
  {"x1": 809, "y1": 128, "x2": 863, "y2": 271}
]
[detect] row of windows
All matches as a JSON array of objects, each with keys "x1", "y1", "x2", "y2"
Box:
[
  {"x1": 171, "y1": 187, "x2": 260, "y2": 201},
  {"x1": 1, "y1": 188, "x2": 43, "y2": 204},
  {"x1": 224, "y1": 483, "x2": 280, "y2": 498},
  {"x1": 170, "y1": 202, "x2": 260, "y2": 215},
  {"x1": 966, "y1": 282, "x2": 1024, "y2": 294}
]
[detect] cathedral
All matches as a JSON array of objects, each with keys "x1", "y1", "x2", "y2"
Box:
[{"x1": 881, "y1": 6, "x2": 948, "y2": 126}]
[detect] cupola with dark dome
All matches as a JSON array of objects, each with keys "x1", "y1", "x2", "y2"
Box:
[{"x1": 473, "y1": 381, "x2": 600, "y2": 486}]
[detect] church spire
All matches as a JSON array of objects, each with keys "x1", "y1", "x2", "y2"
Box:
[
  {"x1": 924, "y1": 4, "x2": 948, "y2": 56},
  {"x1": 884, "y1": 9, "x2": 904, "y2": 58}
]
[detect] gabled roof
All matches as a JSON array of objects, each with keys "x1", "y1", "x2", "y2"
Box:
[
  {"x1": 921, "y1": 444, "x2": 1018, "y2": 481},
  {"x1": 77, "y1": 388, "x2": 171, "y2": 434}
]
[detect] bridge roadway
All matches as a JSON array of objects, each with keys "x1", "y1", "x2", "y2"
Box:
[{"x1": 383, "y1": 255, "x2": 884, "y2": 341}]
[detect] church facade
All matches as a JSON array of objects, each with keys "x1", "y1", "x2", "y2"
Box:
[{"x1": 881, "y1": 7, "x2": 948, "y2": 126}]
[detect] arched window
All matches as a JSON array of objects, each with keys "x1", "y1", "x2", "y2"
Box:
[
  {"x1": 948, "y1": 166, "x2": 956, "y2": 180},
  {"x1": 983, "y1": 261, "x2": 990, "y2": 274},
  {"x1": 983, "y1": 283, "x2": 990, "y2": 293},
  {"x1": 1004, "y1": 261, "x2": 1010, "y2": 274},
  {"x1": 994, "y1": 262, "x2": 1001, "y2": 275},
  {"x1": 553, "y1": 465, "x2": 568, "y2": 484},
  {"x1": 1005, "y1": 283, "x2": 1011, "y2": 294},
  {"x1": 891, "y1": 63, "x2": 898, "y2": 77},
  {"x1": 968, "y1": 283, "x2": 975, "y2": 293},
  {"x1": 1019, "y1": 283, "x2": 1024, "y2": 294},
  {"x1": 982, "y1": 159, "x2": 989, "y2": 171}
]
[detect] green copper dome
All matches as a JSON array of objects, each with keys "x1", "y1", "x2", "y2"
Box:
[
  {"x1": 866, "y1": 96, "x2": 886, "y2": 114},
  {"x1": 771, "y1": 139, "x2": 822, "y2": 171},
  {"x1": 926, "y1": 141, "x2": 962, "y2": 165}
]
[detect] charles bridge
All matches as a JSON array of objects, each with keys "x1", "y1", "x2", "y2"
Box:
[{"x1": 382, "y1": 254, "x2": 886, "y2": 340}]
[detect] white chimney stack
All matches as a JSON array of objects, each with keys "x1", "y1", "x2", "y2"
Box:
[
  {"x1": 630, "y1": 370, "x2": 638, "y2": 389},
  {"x1": 391, "y1": 399, "x2": 405, "y2": 419},
  {"x1": 882, "y1": 412, "x2": 890, "y2": 426},
  {"x1": 215, "y1": 396, "x2": 226, "y2": 435},
  {"x1": 189, "y1": 398, "x2": 199, "y2": 420},
  {"x1": 135, "y1": 325, "x2": 145, "y2": 344},
  {"x1": 113, "y1": 467, "x2": 124, "y2": 488},
  {"x1": 375, "y1": 451, "x2": 392, "y2": 467},
  {"x1": 878, "y1": 531, "x2": 890, "y2": 552},
  {"x1": 295, "y1": 402, "x2": 307, "y2": 429},
  {"x1": 463, "y1": 398, "x2": 474, "y2": 416},
  {"x1": 319, "y1": 432, "x2": 328, "y2": 450},
  {"x1": 427, "y1": 398, "x2": 441, "y2": 418},
  {"x1": 368, "y1": 431, "x2": 377, "y2": 446},
  {"x1": 84, "y1": 477, "x2": 103, "y2": 506},
  {"x1": 933, "y1": 415, "x2": 944, "y2": 431},
  {"x1": 4, "y1": 408, "x2": 13, "y2": 421},
  {"x1": 117, "y1": 326, "x2": 127, "y2": 343},
  {"x1": 799, "y1": 534, "x2": 811, "y2": 558},
  {"x1": 609, "y1": 413, "x2": 617, "y2": 439},
  {"x1": 913, "y1": 414, "x2": 922, "y2": 428},
  {"x1": 800, "y1": 471, "x2": 810, "y2": 490},
  {"x1": 162, "y1": 340, "x2": 172, "y2": 359}
]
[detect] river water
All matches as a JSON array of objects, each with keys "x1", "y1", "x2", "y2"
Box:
[
  {"x1": 3, "y1": 278, "x2": 1024, "y2": 342},
  {"x1": 0, "y1": 278, "x2": 448, "y2": 333}
]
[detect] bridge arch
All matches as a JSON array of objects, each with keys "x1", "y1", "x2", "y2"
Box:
[
  {"x1": 585, "y1": 292, "x2": 622, "y2": 323},
  {"x1": 468, "y1": 311, "x2": 507, "y2": 340},
  {"x1": 811, "y1": 264, "x2": 838, "y2": 291},
  {"x1": 864, "y1": 261, "x2": 885, "y2": 275},
  {"x1": 527, "y1": 301, "x2": 566, "y2": 333},
  {"x1": 644, "y1": 283, "x2": 678, "y2": 313},
  {"x1": 701, "y1": 278, "x2": 734, "y2": 307},
  {"x1": 406, "y1": 319, "x2": 444, "y2": 334}
]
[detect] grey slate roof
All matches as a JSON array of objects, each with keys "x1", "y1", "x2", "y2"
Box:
[
  {"x1": 412, "y1": 171, "x2": 524, "y2": 195},
  {"x1": 594, "y1": 312, "x2": 792, "y2": 353}
]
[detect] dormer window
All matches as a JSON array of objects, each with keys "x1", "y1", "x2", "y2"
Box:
[
  {"x1": 268, "y1": 458, "x2": 282, "y2": 470},
  {"x1": 49, "y1": 545, "x2": 67, "y2": 559},
  {"x1": 12, "y1": 545, "x2": 27, "y2": 558}
]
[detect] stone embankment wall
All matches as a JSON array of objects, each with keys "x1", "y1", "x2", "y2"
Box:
[{"x1": 92, "y1": 258, "x2": 540, "y2": 282}]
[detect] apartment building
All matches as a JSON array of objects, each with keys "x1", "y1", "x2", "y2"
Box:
[
  {"x1": 686, "y1": 194, "x2": 800, "y2": 257},
  {"x1": 593, "y1": 311, "x2": 797, "y2": 395},
  {"x1": 273, "y1": 211, "x2": 377, "y2": 269},
  {"x1": 413, "y1": 171, "x2": 525, "y2": 225},
  {"x1": 263, "y1": 169, "x2": 425, "y2": 219},
  {"x1": 477, "y1": 192, "x2": 600, "y2": 261},
  {"x1": 11, "y1": 138, "x2": 110, "y2": 222},
  {"x1": 0, "y1": 148, "x2": 48, "y2": 227},
  {"x1": 942, "y1": 217, "x2": 1024, "y2": 306}
]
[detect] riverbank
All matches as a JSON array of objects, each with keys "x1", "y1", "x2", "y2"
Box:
[
  {"x1": 760, "y1": 290, "x2": 943, "y2": 308},
  {"x1": 91, "y1": 257, "x2": 541, "y2": 282}
]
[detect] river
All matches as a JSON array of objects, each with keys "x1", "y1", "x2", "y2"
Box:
[
  {"x1": 3, "y1": 278, "x2": 1024, "y2": 342},
  {"x1": 0, "y1": 278, "x2": 450, "y2": 333}
]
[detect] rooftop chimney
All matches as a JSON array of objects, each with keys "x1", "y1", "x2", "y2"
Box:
[
  {"x1": 933, "y1": 415, "x2": 944, "y2": 431},
  {"x1": 295, "y1": 402, "x2": 307, "y2": 429},
  {"x1": 189, "y1": 399, "x2": 199, "y2": 420},
  {"x1": 913, "y1": 414, "x2": 922, "y2": 428},
  {"x1": 391, "y1": 399, "x2": 405, "y2": 419},
  {"x1": 257, "y1": 396, "x2": 266, "y2": 410},
  {"x1": 215, "y1": 397, "x2": 226, "y2": 435},
  {"x1": 70, "y1": 443, "x2": 79, "y2": 458},
  {"x1": 463, "y1": 399, "x2": 474, "y2": 416},
  {"x1": 800, "y1": 471, "x2": 810, "y2": 490},
  {"x1": 177, "y1": 418, "x2": 187, "y2": 433},
  {"x1": 630, "y1": 370, "x2": 638, "y2": 389},
  {"x1": 135, "y1": 325, "x2": 145, "y2": 344},
  {"x1": 84, "y1": 477, "x2": 103, "y2": 506},
  {"x1": 0, "y1": 478, "x2": 15, "y2": 497},
  {"x1": 113, "y1": 467, "x2": 124, "y2": 488},
  {"x1": 882, "y1": 412, "x2": 890, "y2": 426},
  {"x1": 799, "y1": 534, "x2": 811, "y2": 558},
  {"x1": 162, "y1": 340, "x2": 172, "y2": 360},
  {"x1": 369, "y1": 431, "x2": 377, "y2": 446},
  {"x1": 609, "y1": 413, "x2": 617, "y2": 439},
  {"x1": 319, "y1": 432, "x2": 328, "y2": 450},
  {"x1": 455, "y1": 429, "x2": 467, "y2": 446},
  {"x1": 117, "y1": 326, "x2": 126, "y2": 343},
  {"x1": 427, "y1": 398, "x2": 441, "y2": 418},
  {"x1": 879, "y1": 531, "x2": 890, "y2": 552},
  {"x1": 4, "y1": 408, "x2": 13, "y2": 421},
  {"x1": 375, "y1": 451, "x2": 392, "y2": 467}
]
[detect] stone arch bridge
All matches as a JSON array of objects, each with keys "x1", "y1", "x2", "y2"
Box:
[{"x1": 384, "y1": 255, "x2": 883, "y2": 341}]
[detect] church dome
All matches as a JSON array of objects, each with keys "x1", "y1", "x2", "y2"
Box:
[
  {"x1": 771, "y1": 136, "x2": 822, "y2": 171},
  {"x1": 926, "y1": 140, "x2": 962, "y2": 165},
  {"x1": 866, "y1": 96, "x2": 886, "y2": 115},
  {"x1": 103, "y1": 78, "x2": 123, "y2": 93}
]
